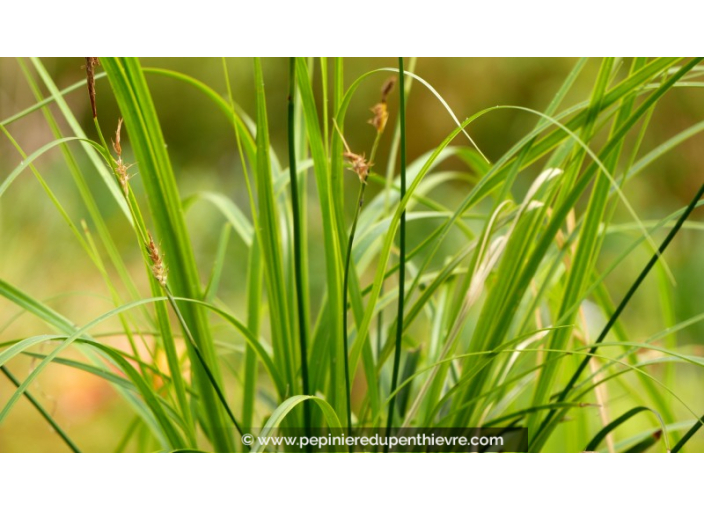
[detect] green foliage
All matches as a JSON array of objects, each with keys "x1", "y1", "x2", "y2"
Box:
[{"x1": 1, "y1": 57, "x2": 704, "y2": 452}]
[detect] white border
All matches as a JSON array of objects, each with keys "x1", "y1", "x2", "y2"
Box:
[
  {"x1": 0, "y1": 2, "x2": 700, "y2": 56},
  {"x1": 0, "y1": 454, "x2": 697, "y2": 507}
]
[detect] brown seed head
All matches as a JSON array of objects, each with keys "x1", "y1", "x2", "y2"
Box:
[
  {"x1": 333, "y1": 119, "x2": 372, "y2": 183},
  {"x1": 112, "y1": 118, "x2": 133, "y2": 195},
  {"x1": 84, "y1": 57, "x2": 100, "y2": 118},
  {"x1": 368, "y1": 102, "x2": 388, "y2": 133},
  {"x1": 343, "y1": 151, "x2": 372, "y2": 183},
  {"x1": 368, "y1": 78, "x2": 395, "y2": 133},
  {"x1": 115, "y1": 161, "x2": 134, "y2": 196},
  {"x1": 380, "y1": 77, "x2": 396, "y2": 104},
  {"x1": 113, "y1": 118, "x2": 123, "y2": 156},
  {"x1": 146, "y1": 231, "x2": 168, "y2": 287}
]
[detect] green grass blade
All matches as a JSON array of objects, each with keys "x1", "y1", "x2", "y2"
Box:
[
  {"x1": 251, "y1": 395, "x2": 343, "y2": 453},
  {"x1": 585, "y1": 407, "x2": 667, "y2": 452},
  {"x1": 386, "y1": 57, "x2": 407, "y2": 441},
  {"x1": 287, "y1": 58, "x2": 311, "y2": 438},
  {"x1": 101, "y1": 57, "x2": 233, "y2": 451},
  {"x1": 296, "y1": 58, "x2": 345, "y2": 419},
  {"x1": 252, "y1": 58, "x2": 296, "y2": 396}
]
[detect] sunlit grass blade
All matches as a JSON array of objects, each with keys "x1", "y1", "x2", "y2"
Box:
[
  {"x1": 252, "y1": 58, "x2": 296, "y2": 398},
  {"x1": 296, "y1": 58, "x2": 345, "y2": 421},
  {"x1": 250, "y1": 396, "x2": 343, "y2": 453},
  {"x1": 101, "y1": 57, "x2": 233, "y2": 451}
]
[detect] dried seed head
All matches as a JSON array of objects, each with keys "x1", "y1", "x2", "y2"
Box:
[
  {"x1": 343, "y1": 151, "x2": 372, "y2": 183},
  {"x1": 146, "y1": 231, "x2": 168, "y2": 287},
  {"x1": 112, "y1": 118, "x2": 134, "y2": 195},
  {"x1": 368, "y1": 102, "x2": 388, "y2": 133},
  {"x1": 368, "y1": 78, "x2": 395, "y2": 133},
  {"x1": 115, "y1": 161, "x2": 135, "y2": 196},
  {"x1": 380, "y1": 77, "x2": 396, "y2": 104},
  {"x1": 84, "y1": 57, "x2": 100, "y2": 118},
  {"x1": 333, "y1": 119, "x2": 372, "y2": 183},
  {"x1": 113, "y1": 118, "x2": 123, "y2": 157}
]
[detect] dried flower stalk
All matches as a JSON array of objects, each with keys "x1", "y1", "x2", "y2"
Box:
[{"x1": 340, "y1": 77, "x2": 396, "y2": 436}]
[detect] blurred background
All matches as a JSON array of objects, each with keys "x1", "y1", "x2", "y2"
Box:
[{"x1": 1, "y1": 58, "x2": 702, "y2": 451}]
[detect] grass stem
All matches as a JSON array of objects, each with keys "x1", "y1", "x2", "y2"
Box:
[
  {"x1": 1, "y1": 365, "x2": 81, "y2": 453},
  {"x1": 288, "y1": 58, "x2": 312, "y2": 439},
  {"x1": 339, "y1": 80, "x2": 391, "y2": 436},
  {"x1": 385, "y1": 57, "x2": 407, "y2": 450}
]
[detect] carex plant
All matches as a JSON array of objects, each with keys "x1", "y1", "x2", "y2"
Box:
[{"x1": 1, "y1": 57, "x2": 704, "y2": 452}]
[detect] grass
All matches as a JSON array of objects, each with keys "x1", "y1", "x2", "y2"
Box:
[
  {"x1": 386, "y1": 56, "x2": 407, "y2": 448},
  {"x1": 1, "y1": 57, "x2": 704, "y2": 452}
]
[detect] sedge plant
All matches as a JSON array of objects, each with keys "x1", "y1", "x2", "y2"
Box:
[{"x1": 1, "y1": 57, "x2": 704, "y2": 453}]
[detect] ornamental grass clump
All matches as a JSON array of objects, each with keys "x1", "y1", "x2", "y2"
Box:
[{"x1": 0, "y1": 57, "x2": 703, "y2": 453}]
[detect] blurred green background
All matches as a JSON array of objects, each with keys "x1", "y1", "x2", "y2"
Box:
[{"x1": 1, "y1": 58, "x2": 702, "y2": 451}]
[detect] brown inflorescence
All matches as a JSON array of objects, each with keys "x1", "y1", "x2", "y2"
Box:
[
  {"x1": 113, "y1": 118, "x2": 134, "y2": 195},
  {"x1": 146, "y1": 231, "x2": 168, "y2": 287},
  {"x1": 84, "y1": 57, "x2": 100, "y2": 118},
  {"x1": 368, "y1": 77, "x2": 396, "y2": 133},
  {"x1": 343, "y1": 151, "x2": 372, "y2": 183},
  {"x1": 368, "y1": 103, "x2": 388, "y2": 133}
]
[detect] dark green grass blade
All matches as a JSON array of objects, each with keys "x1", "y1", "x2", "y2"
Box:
[
  {"x1": 386, "y1": 57, "x2": 407, "y2": 447},
  {"x1": 1, "y1": 365, "x2": 81, "y2": 453},
  {"x1": 287, "y1": 58, "x2": 311, "y2": 439},
  {"x1": 585, "y1": 407, "x2": 666, "y2": 452}
]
